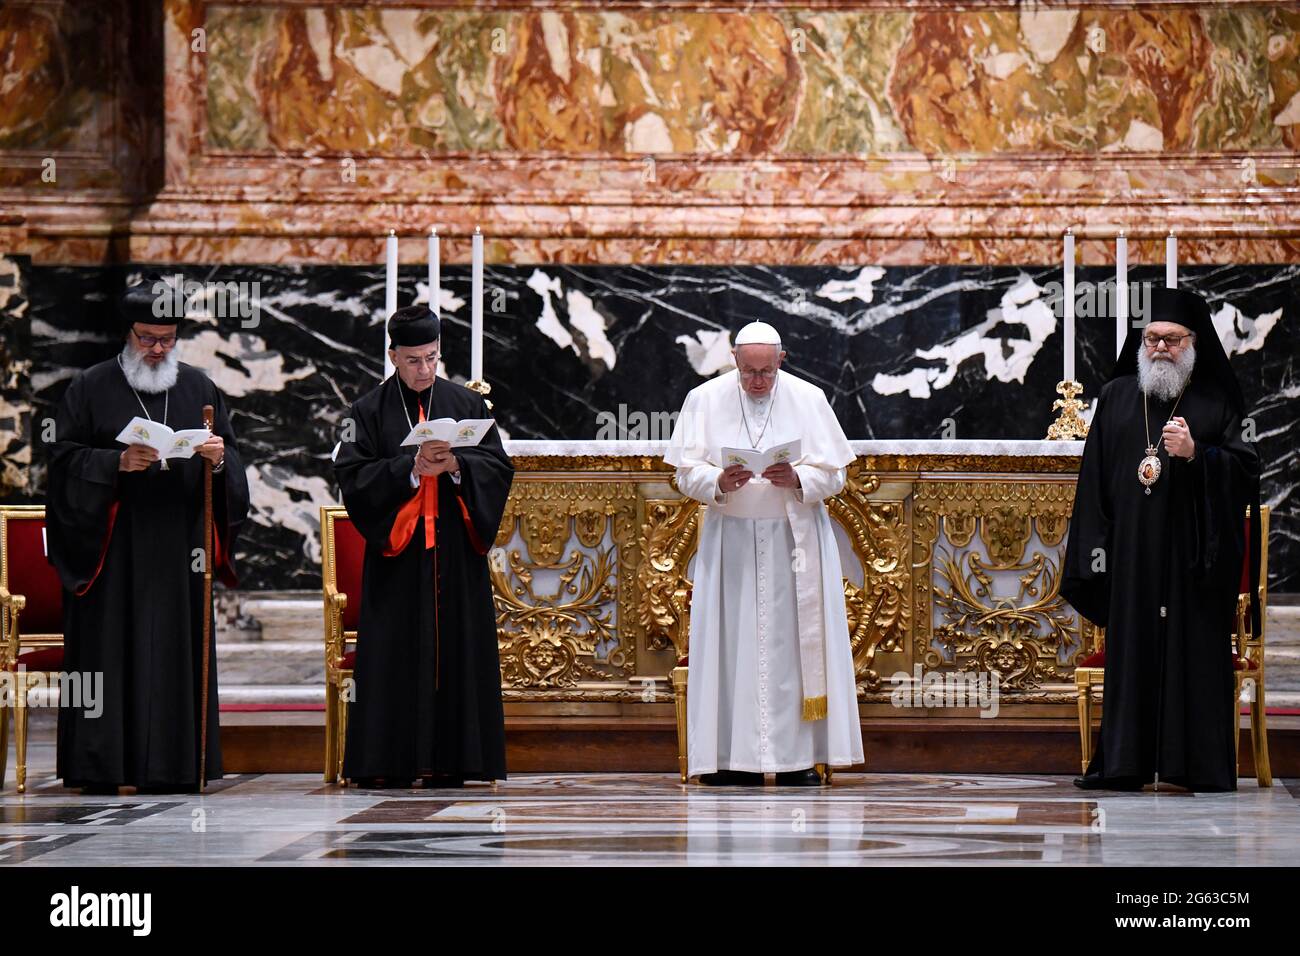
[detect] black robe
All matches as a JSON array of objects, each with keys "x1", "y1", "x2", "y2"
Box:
[
  {"x1": 46, "y1": 358, "x2": 250, "y2": 789},
  {"x1": 1062, "y1": 374, "x2": 1257, "y2": 791},
  {"x1": 334, "y1": 376, "x2": 513, "y2": 782}
]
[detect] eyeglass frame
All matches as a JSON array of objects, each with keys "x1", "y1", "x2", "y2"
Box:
[
  {"x1": 390, "y1": 345, "x2": 442, "y2": 369},
  {"x1": 131, "y1": 327, "x2": 178, "y2": 349},
  {"x1": 1142, "y1": 331, "x2": 1195, "y2": 350}
]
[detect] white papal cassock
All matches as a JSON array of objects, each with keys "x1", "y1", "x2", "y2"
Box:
[{"x1": 665, "y1": 367, "x2": 864, "y2": 776}]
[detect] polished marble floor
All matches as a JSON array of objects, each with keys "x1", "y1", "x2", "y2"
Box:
[{"x1": 4, "y1": 739, "x2": 1299, "y2": 866}]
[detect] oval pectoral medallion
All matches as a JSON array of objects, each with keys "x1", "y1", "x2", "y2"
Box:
[{"x1": 1138, "y1": 450, "x2": 1161, "y2": 495}]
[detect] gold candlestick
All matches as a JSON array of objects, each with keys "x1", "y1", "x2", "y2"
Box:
[
  {"x1": 1046, "y1": 380, "x2": 1089, "y2": 440},
  {"x1": 466, "y1": 378, "x2": 493, "y2": 411}
]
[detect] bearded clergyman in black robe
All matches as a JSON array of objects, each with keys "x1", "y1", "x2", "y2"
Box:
[
  {"x1": 334, "y1": 305, "x2": 513, "y2": 788},
  {"x1": 46, "y1": 275, "x2": 250, "y2": 794},
  {"x1": 1063, "y1": 286, "x2": 1262, "y2": 792}
]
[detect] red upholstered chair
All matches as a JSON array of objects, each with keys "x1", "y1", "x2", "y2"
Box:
[
  {"x1": 0, "y1": 506, "x2": 65, "y2": 793},
  {"x1": 320, "y1": 506, "x2": 363, "y2": 784},
  {"x1": 1075, "y1": 506, "x2": 1271, "y2": 785}
]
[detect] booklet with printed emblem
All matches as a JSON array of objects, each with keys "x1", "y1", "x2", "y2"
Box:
[
  {"x1": 114, "y1": 417, "x2": 211, "y2": 459},
  {"x1": 717, "y1": 439, "x2": 802, "y2": 474},
  {"x1": 400, "y1": 418, "x2": 495, "y2": 448}
]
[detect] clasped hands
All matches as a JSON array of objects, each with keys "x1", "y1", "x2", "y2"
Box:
[
  {"x1": 718, "y1": 461, "x2": 800, "y2": 493},
  {"x1": 413, "y1": 439, "x2": 459, "y2": 479},
  {"x1": 1161, "y1": 416, "x2": 1196, "y2": 459}
]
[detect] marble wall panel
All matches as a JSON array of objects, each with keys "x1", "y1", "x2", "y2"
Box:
[{"x1": 17, "y1": 261, "x2": 1296, "y2": 592}]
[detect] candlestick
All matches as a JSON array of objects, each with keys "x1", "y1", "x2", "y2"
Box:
[
  {"x1": 1046, "y1": 379, "x2": 1089, "y2": 440},
  {"x1": 1166, "y1": 231, "x2": 1177, "y2": 289}
]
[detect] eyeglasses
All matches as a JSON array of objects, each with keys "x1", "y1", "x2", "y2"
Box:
[
  {"x1": 1143, "y1": 332, "x2": 1193, "y2": 349},
  {"x1": 132, "y1": 329, "x2": 177, "y2": 349},
  {"x1": 738, "y1": 368, "x2": 778, "y2": 380},
  {"x1": 401, "y1": 351, "x2": 441, "y2": 369}
]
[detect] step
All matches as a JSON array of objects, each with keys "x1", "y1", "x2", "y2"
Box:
[
  {"x1": 216, "y1": 642, "x2": 323, "y2": 685},
  {"x1": 1259, "y1": 691, "x2": 1300, "y2": 710},
  {"x1": 1267, "y1": 605, "x2": 1300, "y2": 647},
  {"x1": 218, "y1": 683, "x2": 325, "y2": 707},
  {"x1": 238, "y1": 596, "x2": 322, "y2": 644}
]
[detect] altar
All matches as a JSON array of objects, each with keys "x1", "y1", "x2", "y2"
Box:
[{"x1": 494, "y1": 439, "x2": 1095, "y2": 729}]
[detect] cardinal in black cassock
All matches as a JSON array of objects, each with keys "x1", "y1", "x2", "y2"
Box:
[
  {"x1": 334, "y1": 305, "x2": 513, "y2": 787},
  {"x1": 1063, "y1": 286, "x2": 1262, "y2": 792},
  {"x1": 46, "y1": 275, "x2": 250, "y2": 793}
]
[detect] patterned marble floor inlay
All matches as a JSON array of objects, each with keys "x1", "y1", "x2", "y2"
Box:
[{"x1": 3, "y1": 767, "x2": 1297, "y2": 866}]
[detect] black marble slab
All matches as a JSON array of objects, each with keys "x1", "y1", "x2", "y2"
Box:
[{"x1": 10, "y1": 262, "x2": 1296, "y2": 591}]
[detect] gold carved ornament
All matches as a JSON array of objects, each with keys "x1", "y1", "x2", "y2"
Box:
[
  {"x1": 914, "y1": 481, "x2": 1097, "y2": 694},
  {"x1": 491, "y1": 481, "x2": 639, "y2": 690}
]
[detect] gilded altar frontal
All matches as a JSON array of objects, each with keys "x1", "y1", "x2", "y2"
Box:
[{"x1": 496, "y1": 451, "x2": 1099, "y2": 716}]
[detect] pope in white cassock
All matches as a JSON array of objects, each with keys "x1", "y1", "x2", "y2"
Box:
[{"x1": 664, "y1": 321, "x2": 864, "y2": 786}]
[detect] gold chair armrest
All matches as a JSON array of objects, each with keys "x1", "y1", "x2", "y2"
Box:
[
  {"x1": 323, "y1": 586, "x2": 348, "y2": 670},
  {"x1": 0, "y1": 591, "x2": 22, "y2": 670}
]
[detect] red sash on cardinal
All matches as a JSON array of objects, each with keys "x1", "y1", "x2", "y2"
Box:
[{"x1": 384, "y1": 399, "x2": 437, "y2": 556}]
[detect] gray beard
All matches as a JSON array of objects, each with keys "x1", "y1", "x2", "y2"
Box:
[
  {"x1": 120, "y1": 343, "x2": 179, "y2": 394},
  {"x1": 1137, "y1": 341, "x2": 1195, "y2": 402}
]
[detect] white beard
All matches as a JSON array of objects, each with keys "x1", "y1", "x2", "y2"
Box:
[
  {"x1": 120, "y1": 343, "x2": 179, "y2": 394},
  {"x1": 1137, "y1": 341, "x2": 1195, "y2": 402}
]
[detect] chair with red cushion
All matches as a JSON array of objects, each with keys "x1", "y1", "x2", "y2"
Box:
[
  {"x1": 1075, "y1": 506, "x2": 1271, "y2": 785},
  {"x1": 320, "y1": 506, "x2": 363, "y2": 784},
  {"x1": 1231, "y1": 508, "x2": 1271, "y2": 785},
  {"x1": 1, "y1": 506, "x2": 65, "y2": 793}
]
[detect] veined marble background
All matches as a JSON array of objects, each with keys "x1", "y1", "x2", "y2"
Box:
[
  {"x1": 5, "y1": 257, "x2": 1295, "y2": 593},
  {"x1": 203, "y1": 5, "x2": 1300, "y2": 155},
  {"x1": 8, "y1": 4, "x2": 1299, "y2": 158}
]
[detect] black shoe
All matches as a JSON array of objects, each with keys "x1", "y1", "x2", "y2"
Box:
[
  {"x1": 774, "y1": 769, "x2": 822, "y2": 787},
  {"x1": 420, "y1": 774, "x2": 464, "y2": 789},
  {"x1": 1072, "y1": 774, "x2": 1144, "y2": 792},
  {"x1": 698, "y1": 770, "x2": 765, "y2": 786}
]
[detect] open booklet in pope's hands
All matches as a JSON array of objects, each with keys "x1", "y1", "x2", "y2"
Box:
[{"x1": 717, "y1": 439, "x2": 802, "y2": 476}]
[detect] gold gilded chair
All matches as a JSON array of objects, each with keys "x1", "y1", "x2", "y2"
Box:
[
  {"x1": 1075, "y1": 506, "x2": 1271, "y2": 786},
  {"x1": 670, "y1": 664, "x2": 688, "y2": 783},
  {"x1": 1, "y1": 506, "x2": 66, "y2": 793},
  {"x1": 1232, "y1": 507, "x2": 1271, "y2": 785},
  {"x1": 320, "y1": 506, "x2": 364, "y2": 784}
]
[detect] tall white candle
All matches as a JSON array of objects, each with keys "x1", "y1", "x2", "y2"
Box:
[
  {"x1": 384, "y1": 229, "x2": 398, "y2": 379},
  {"x1": 1166, "y1": 231, "x2": 1177, "y2": 289},
  {"x1": 1115, "y1": 231, "x2": 1127, "y2": 359},
  {"x1": 471, "y1": 227, "x2": 484, "y2": 381},
  {"x1": 428, "y1": 227, "x2": 440, "y2": 319},
  {"x1": 385, "y1": 229, "x2": 398, "y2": 317},
  {"x1": 1063, "y1": 229, "x2": 1076, "y2": 382}
]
